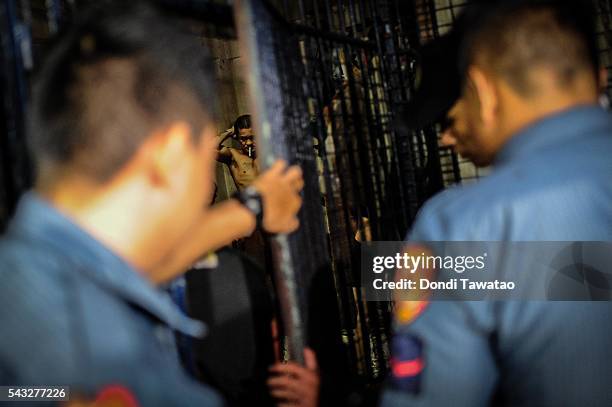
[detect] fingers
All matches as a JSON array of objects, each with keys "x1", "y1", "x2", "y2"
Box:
[
  {"x1": 255, "y1": 159, "x2": 304, "y2": 234},
  {"x1": 268, "y1": 159, "x2": 288, "y2": 175},
  {"x1": 286, "y1": 218, "x2": 300, "y2": 234},
  {"x1": 283, "y1": 166, "x2": 304, "y2": 191},
  {"x1": 268, "y1": 364, "x2": 320, "y2": 407},
  {"x1": 269, "y1": 389, "x2": 298, "y2": 404},
  {"x1": 304, "y1": 348, "x2": 318, "y2": 371},
  {"x1": 269, "y1": 363, "x2": 305, "y2": 378},
  {"x1": 440, "y1": 131, "x2": 457, "y2": 147},
  {"x1": 267, "y1": 376, "x2": 304, "y2": 395},
  {"x1": 269, "y1": 363, "x2": 318, "y2": 384},
  {"x1": 269, "y1": 160, "x2": 303, "y2": 186},
  {"x1": 264, "y1": 160, "x2": 303, "y2": 188},
  {"x1": 291, "y1": 175, "x2": 305, "y2": 193}
]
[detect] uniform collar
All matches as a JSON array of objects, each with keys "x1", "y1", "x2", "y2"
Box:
[
  {"x1": 495, "y1": 105, "x2": 611, "y2": 166},
  {"x1": 8, "y1": 192, "x2": 206, "y2": 338}
]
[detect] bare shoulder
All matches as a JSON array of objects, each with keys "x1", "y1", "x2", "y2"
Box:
[{"x1": 228, "y1": 148, "x2": 251, "y2": 163}]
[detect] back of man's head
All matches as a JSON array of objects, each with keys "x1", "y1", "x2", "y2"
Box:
[
  {"x1": 459, "y1": 0, "x2": 600, "y2": 98},
  {"x1": 29, "y1": 0, "x2": 216, "y2": 186}
]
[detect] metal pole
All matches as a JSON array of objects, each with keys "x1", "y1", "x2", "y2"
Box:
[{"x1": 234, "y1": 0, "x2": 306, "y2": 364}]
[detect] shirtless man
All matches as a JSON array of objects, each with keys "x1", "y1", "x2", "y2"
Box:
[{"x1": 218, "y1": 114, "x2": 260, "y2": 190}]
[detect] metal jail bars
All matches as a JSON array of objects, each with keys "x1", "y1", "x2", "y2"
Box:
[
  {"x1": 2, "y1": 0, "x2": 610, "y2": 403},
  {"x1": 234, "y1": 0, "x2": 438, "y2": 397}
]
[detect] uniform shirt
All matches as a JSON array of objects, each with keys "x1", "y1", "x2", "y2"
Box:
[
  {"x1": 382, "y1": 106, "x2": 612, "y2": 406},
  {"x1": 0, "y1": 193, "x2": 223, "y2": 406}
]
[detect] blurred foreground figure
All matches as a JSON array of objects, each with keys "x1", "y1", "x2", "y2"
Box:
[
  {"x1": 384, "y1": 1, "x2": 612, "y2": 406},
  {"x1": 0, "y1": 1, "x2": 303, "y2": 405}
]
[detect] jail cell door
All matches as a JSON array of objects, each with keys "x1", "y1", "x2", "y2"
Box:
[
  {"x1": 235, "y1": 0, "x2": 331, "y2": 367},
  {"x1": 234, "y1": 0, "x2": 423, "y2": 390}
]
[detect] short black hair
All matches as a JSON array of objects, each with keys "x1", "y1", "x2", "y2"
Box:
[
  {"x1": 29, "y1": 0, "x2": 217, "y2": 184},
  {"x1": 459, "y1": 0, "x2": 599, "y2": 96},
  {"x1": 233, "y1": 114, "x2": 252, "y2": 137}
]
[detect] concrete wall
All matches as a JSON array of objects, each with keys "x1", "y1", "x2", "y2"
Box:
[{"x1": 202, "y1": 36, "x2": 250, "y2": 201}]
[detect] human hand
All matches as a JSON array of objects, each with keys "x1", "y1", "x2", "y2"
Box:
[
  {"x1": 252, "y1": 160, "x2": 304, "y2": 234},
  {"x1": 267, "y1": 348, "x2": 320, "y2": 407}
]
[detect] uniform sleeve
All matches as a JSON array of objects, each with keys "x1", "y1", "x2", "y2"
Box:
[
  {"x1": 129, "y1": 360, "x2": 225, "y2": 407},
  {"x1": 381, "y1": 302, "x2": 498, "y2": 407},
  {"x1": 383, "y1": 191, "x2": 499, "y2": 406}
]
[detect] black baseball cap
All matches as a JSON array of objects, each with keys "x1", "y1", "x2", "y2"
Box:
[
  {"x1": 399, "y1": 27, "x2": 464, "y2": 130},
  {"x1": 398, "y1": 5, "x2": 474, "y2": 131},
  {"x1": 399, "y1": 0, "x2": 600, "y2": 131}
]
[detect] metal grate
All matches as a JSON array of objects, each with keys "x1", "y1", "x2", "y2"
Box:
[
  {"x1": 0, "y1": 0, "x2": 37, "y2": 229},
  {"x1": 234, "y1": 1, "x2": 446, "y2": 396},
  {"x1": 5, "y1": 0, "x2": 609, "y2": 399}
]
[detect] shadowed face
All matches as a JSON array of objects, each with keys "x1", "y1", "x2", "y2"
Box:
[
  {"x1": 440, "y1": 98, "x2": 485, "y2": 164},
  {"x1": 238, "y1": 127, "x2": 256, "y2": 158},
  {"x1": 440, "y1": 80, "x2": 498, "y2": 167}
]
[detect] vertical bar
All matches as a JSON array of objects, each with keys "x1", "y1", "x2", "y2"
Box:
[
  {"x1": 309, "y1": 30, "x2": 361, "y2": 376},
  {"x1": 368, "y1": 0, "x2": 419, "y2": 228},
  {"x1": 0, "y1": 0, "x2": 32, "y2": 228},
  {"x1": 234, "y1": 0, "x2": 306, "y2": 364},
  {"x1": 320, "y1": 0, "x2": 370, "y2": 376},
  {"x1": 45, "y1": 0, "x2": 62, "y2": 34}
]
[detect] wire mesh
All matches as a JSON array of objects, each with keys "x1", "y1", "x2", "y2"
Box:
[
  {"x1": 3, "y1": 0, "x2": 611, "y2": 397},
  {"x1": 236, "y1": 0, "x2": 612, "y2": 390},
  {"x1": 235, "y1": 0, "x2": 444, "y2": 392},
  {"x1": 0, "y1": 0, "x2": 35, "y2": 229}
]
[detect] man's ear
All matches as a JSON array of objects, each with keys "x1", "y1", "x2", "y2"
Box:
[
  {"x1": 148, "y1": 122, "x2": 193, "y2": 187},
  {"x1": 468, "y1": 66, "x2": 498, "y2": 127}
]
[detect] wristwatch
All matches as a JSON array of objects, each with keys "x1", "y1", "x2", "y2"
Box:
[{"x1": 234, "y1": 186, "x2": 264, "y2": 229}]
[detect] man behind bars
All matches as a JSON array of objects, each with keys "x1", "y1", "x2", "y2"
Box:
[
  {"x1": 384, "y1": 1, "x2": 612, "y2": 406},
  {"x1": 0, "y1": 1, "x2": 305, "y2": 405},
  {"x1": 218, "y1": 114, "x2": 260, "y2": 191}
]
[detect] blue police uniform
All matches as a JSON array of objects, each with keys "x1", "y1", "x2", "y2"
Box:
[
  {"x1": 382, "y1": 106, "x2": 612, "y2": 406},
  {"x1": 0, "y1": 193, "x2": 223, "y2": 406}
]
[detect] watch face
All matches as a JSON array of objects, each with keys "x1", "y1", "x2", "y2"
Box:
[{"x1": 247, "y1": 198, "x2": 261, "y2": 215}]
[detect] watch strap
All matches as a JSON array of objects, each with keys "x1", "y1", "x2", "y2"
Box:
[{"x1": 233, "y1": 186, "x2": 264, "y2": 229}]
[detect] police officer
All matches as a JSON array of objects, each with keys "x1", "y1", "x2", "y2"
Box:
[
  {"x1": 0, "y1": 1, "x2": 303, "y2": 405},
  {"x1": 383, "y1": 1, "x2": 612, "y2": 406}
]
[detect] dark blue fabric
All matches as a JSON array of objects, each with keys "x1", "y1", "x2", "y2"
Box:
[
  {"x1": 0, "y1": 193, "x2": 223, "y2": 406},
  {"x1": 382, "y1": 106, "x2": 612, "y2": 406},
  {"x1": 168, "y1": 276, "x2": 198, "y2": 377}
]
